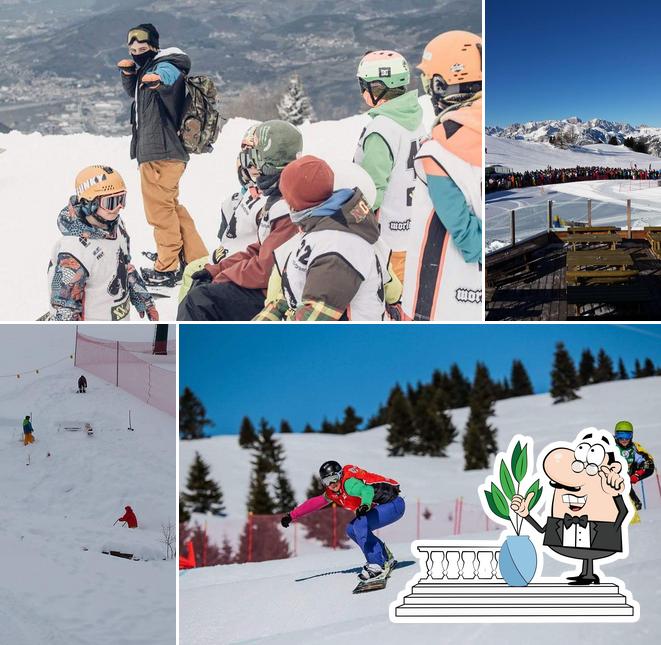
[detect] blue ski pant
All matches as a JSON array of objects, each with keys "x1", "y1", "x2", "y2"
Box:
[{"x1": 346, "y1": 497, "x2": 405, "y2": 566}]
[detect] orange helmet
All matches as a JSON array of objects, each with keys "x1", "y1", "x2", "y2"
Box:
[
  {"x1": 75, "y1": 165, "x2": 126, "y2": 202},
  {"x1": 418, "y1": 31, "x2": 482, "y2": 115}
]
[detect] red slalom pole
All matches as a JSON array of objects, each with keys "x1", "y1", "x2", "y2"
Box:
[
  {"x1": 247, "y1": 512, "x2": 253, "y2": 563},
  {"x1": 458, "y1": 497, "x2": 464, "y2": 535},
  {"x1": 416, "y1": 498, "x2": 420, "y2": 540},
  {"x1": 656, "y1": 472, "x2": 661, "y2": 500}
]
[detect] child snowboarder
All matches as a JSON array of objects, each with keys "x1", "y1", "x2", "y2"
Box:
[
  {"x1": 78, "y1": 375, "x2": 87, "y2": 393},
  {"x1": 47, "y1": 166, "x2": 159, "y2": 321},
  {"x1": 402, "y1": 31, "x2": 483, "y2": 321},
  {"x1": 117, "y1": 505, "x2": 138, "y2": 528},
  {"x1": 255, "y1": 156, "x2": 399, "y2": 320},
  {"x1": 354, "y1": 50, "x2": 426, "y2": 285},
  {"x1": 23, "y1": 415, "x2": 35, "y2": 446},
  {"x1": 281, "y1": 461, "x2": 405, "y2": 582},
  {"x1": 613, "y1": 421, "x2": 655, "y2": 511}
]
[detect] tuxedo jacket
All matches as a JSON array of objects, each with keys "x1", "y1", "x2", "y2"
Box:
[{"x1": 525, "y1": 495, "x2": 627, "y2": 553}]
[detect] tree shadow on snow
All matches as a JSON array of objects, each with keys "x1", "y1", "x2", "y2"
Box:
[{"x1": 295, "y1": 560, "x2": 416, "y2": 582}]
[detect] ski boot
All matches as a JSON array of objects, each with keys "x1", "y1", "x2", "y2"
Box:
[
  {"x1": 359, "y1": 563, "x2": 385, "y2": 581},
  {"x1": 140, "y1": 264, "x2": 184, "y2": 288}
]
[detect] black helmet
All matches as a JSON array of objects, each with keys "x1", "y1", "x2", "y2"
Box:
[{"x1": 319, "y1": 460, "x2": 342, "y2": 486}]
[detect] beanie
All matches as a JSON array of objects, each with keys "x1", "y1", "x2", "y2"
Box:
[{"x1": 280, "y1": 155, "x2": 334, "y2": 212}]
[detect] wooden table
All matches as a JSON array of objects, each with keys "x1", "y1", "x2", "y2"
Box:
[
  {"x1": 567, "y1": 226, "x2": 620, "y2": 235},
  {"x1": 566, "y1": 249, "x2": 637, "y2": 285},
  {"x1": 565, "y1": 233, "x2": 620, "y2": 250}
]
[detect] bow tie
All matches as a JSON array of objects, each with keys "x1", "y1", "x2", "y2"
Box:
[{"x1": 563, "y1": 513, "x2": 588, "y2": 529}]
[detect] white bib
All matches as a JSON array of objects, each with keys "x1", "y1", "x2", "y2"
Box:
[
  {"x1": 257, "y1": 198, "x2": 290, "y2": 246},
  {"x1": 48, "y1": 220, "x2": 132, "y2": 321},
  {"x1": 218, "y1": 189, "x2": 266, "y2": 256},
  {"x1": 278, "y1": 229, "x2": 387, "y2": 321},
  {"x1": 354, "y1": 115, "x2": 427, "y2": 254},
  {"x1": 402, "y1": 136, "x2": 483, "y2": 321}
]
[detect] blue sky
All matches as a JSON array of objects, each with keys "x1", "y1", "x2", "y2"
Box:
[
  {"x1": 487, "y1": 1, "x2": 661, "y2": 127},
  {"x1": 179, "y1": 324, "x2": 661, "y2": 436}
]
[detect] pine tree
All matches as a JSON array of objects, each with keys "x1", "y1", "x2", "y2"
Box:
[
  {"x1": 238, "y1": 416, "x2": 258, "y2": 448},
  {"x1": 246, "y1": 468, "x2": 275, "y2": 515},
  {"x1": 414, "y1": 389, "x2": 456, "y2": 457},
  {"x1": 617, "y1": 358, "x2": 628, "y2": 380},
  {"x1": 510, "y1": 359, "x2": 533, "y2": 396},
  {"x1": 550, "y1": 342, "x2": 580, "y2": 403},
  {"x1": 593, "y1": 348, "x2": 616, "y2": 383},
  {"x1": 253, "y1": 419, "x2": 285, "y2": 472},
  {"x1": 462, "y1": 363, "x2": 498, "y2": 470},
  {"x1": 578, "y1": 349, "x2": 596, "y2": 386},
  {"x1": 634, "y1": 358, "x2": 643, "y2": 378},
  {"x1": 320, "y1": 418, "x2": 337, "y2": 434},
  {"x1": 306, "y1": 473, "x2": 325, "y2": 497},
  {"x1": 188, "y1": 523, "x2": 223, "y2": 567},
  {"x1": 366, "y1": 404, "x2": 388, "y2": 429},
  {"x1": 179, "y1": 387, "x2": 213, "y2": 440},
  {"x1": 276, "y1": 74, "x2": 315, "y2": 125},
  {"x1": 447, "y1": 363, "x2": 472, "y2": 407},
  {"x1": 179, "y1": 496, "x2": 191, "y2": 524},
  {"x1": 219, "y1": 535, "x2": 234, "y2": 565},
  {"x1": 181, "y1": 452, "x2": 226, "y2": 516},
  {"x1": 280, "y1": 420, "x2": 293, "y2": 434},
  {"x1": 339, "y1": 406, "x2": 362, "y2": 434},
  {"x1": 386, "y1": 384, "x2": 416, "y2": 456},
  {"x1": 303, "y1": 423, "x2": 315, "y2": 434},
  {"x1": 273, "y1": 472, "x2": 297, "y2": 513},
  {"x1": 642, "y1": 358, "x2": 656, "y2": 377},
  {"x1": 235, "y1": 515, "x2": 292, "y2": 563}
]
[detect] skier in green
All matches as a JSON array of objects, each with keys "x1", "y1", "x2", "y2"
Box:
[{"x1": 613, "y1": 420, "x2": 655, "y2": 511}]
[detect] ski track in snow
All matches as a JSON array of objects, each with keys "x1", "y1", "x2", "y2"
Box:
[{"x1": 180, "y1": 377, "x2": 661, "y2": 644}]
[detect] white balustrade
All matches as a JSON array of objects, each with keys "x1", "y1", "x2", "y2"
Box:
[{"x1": 415, "y1": 543, "x2": 502, "y2": 582}]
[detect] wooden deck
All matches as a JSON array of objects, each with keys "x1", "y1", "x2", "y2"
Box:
[{"x1": 486, "y1": 240, "x2": 661, "y2": 320}]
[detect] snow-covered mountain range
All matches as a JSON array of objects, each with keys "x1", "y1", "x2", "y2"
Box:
[{"x1": 487, "y1": 117, "x2": 661, "y2": 156}]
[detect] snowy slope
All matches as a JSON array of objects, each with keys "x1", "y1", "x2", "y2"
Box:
[
  {"x1": 0, "y1": 99, "x2": 435, "y2": 321},
  {"x1": 180, "y1": 377, "x2": 661, "y2": 644},
  {"x1": 0, "y1": 362, "x2": 176, "y2": 645}
]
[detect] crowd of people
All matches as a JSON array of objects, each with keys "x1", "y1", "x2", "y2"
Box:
[
  {"x1": 46, "y1": 25, "x2": 483, "y2": 322},
  {"x1": 487, "y1": 165, "x2": 661, "y2": 193}
]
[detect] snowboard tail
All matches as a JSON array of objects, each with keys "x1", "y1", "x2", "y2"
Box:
[{"x1": 352, "y1": 560, "x2": 397, "y2": 594}]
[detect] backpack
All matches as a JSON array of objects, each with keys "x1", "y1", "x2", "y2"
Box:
[{"x1": 178, "y1": 75, "x2": 224, "y2": 154}]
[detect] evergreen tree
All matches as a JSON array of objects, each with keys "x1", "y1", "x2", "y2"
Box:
[
  {"x1": 280, "y1": 420, "x2": 293, "y2": 434},
  {"x1": 593, "y1": 348, "x2": 616, "y2": 383},
  {"x1": 235, "y1": 515, "x2": 292, "y2": 563},
  {"x1": 238, "y1": 416, "x2": 258, "y2": 448},
  {"x1": 181, "y1": 452, "x2": 226, "y2": 516},
  {"x1": 303, "y1": 423, "x2": 315, "y2": 434},
  {"x1": 413, "y1": 389, "x2": 456, "y2": 457},
  {"x1": 253, "y1": 419, "x2": 285, "y2": 472},
  {"x1": 617, "y1": 358, "x2": 628, "y2": 380},
  {"x1": 276, "y1": 75, "x2": 315, "y2": 125},
  {"x1": 642, "y1": 358, "x2": 656, "y2": 377},
  {"x1": 608, "y1": 135, "x2": 619, "y2": 146},
  {"x1": 246, "y1": 468, "x2": 275, "y2": 514},
  {"x1": 634, "y1": 358, "x2": 643, "y2": 378},
  {"x1": 462, "y1": 363, "x2": 498, "y2": 470},
  {"x1": 179, "y1": 496, "x2": 191, "y2": 524},
  {"x1": 273, "y1": 472, "x2": 297, "y2": 513},
  {"x1": 179, "y1": 387, "x2": 213, "y2": 440},
  {"x1": 578, "y1": 348, "x2": 595, "y2": 386},
  {"x1": 550, "y1": 342, "x2": 580, "y2": 403},
  {"x1": 510, "y1": 359, "x2": 534, "y2": 396},
  {"x1": 339, "y1": 406, "x2": 363, "y2": 434},
  {"x1": 366, "y1": 404, "x2": 388, "y2": 429},
  {"x1": 219, "y1": 536, "x2": 234, "y2": 565},
  {"x1": 320, "y1": 418, "x2": 337, "y2": 434},
  {"x1": 188, "y1": 523, "x2": 224, "y2": 567},
  {"x1": 447, "y1": 363, "x2": 472, "y2": 407},
  {"x1": 386, "y1": 385, "x2": 416, "y2": 456},
  {"x1": 306, "y1": 473, "x2": 325, "y2": 497}
]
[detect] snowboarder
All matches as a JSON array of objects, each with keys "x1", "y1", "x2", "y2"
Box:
[
  {"x1": 281, "y1": 461, "x2": 405, "y2": 582},
  {"x1": 178, "y1": 125, "x2": 266, "y2": 302},
  {"x1": 177, "y1": 120, "x2": 303, "y2": 320},
  {"x1": 78, "y1": 374, "x2": 87, "y2": 393},
  {"x1": 117, "y1": 505, "x2": 138, "y2": 528},
  {"x1": 117, "y1": 23, "x2": 208, "y2": 287},
  {"x1": 613, "y1": 421, "x2": 655, "y2": 511},
  {"x1": 22, "y1": 415, "x2": 35, "y2": 446},
  {"x1": 402, "y1": 31, "x2": 483, "y2": 321},
  {"x1": 255, "y1": 156, "x2": 399, "y2": 320},
  {"x1": 85, "y1": 423, "x2": 93, "y2": 436},
  {"x1": 354, "y1": 50, "x2": 426, "y2": 285},
  {"x1": 47, "y1": 166, "x2": 159, "y2": 321}
]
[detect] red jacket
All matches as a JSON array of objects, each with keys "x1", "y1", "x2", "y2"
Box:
[
  {"x1": 118, "y1": 506, "x2": 138, "y2": 528},
  {"x1": 324, "y1": 465, "x2": 399, "y2": 512}
]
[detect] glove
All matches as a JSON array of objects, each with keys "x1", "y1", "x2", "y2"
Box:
[
  {"x1": 386, "y1": 303, "x2": 408, "y2": 321},
  {"x1": 147, "y1": 306, "x2": 159, "y2": 321},
  {"x1": 630, "y1": 474, "x2": 640, "y2": 484},
  {"x1": 355, "y1": 504, "x2": 370, "y2": 518},
  {"x1": 281, "y1": 513, "x2": 292, "y2": 528},
  {"x1": 212, "y1": 246, "x2": 228, "y2": 264},
  {"x1": 117, "y1": 59, "x2": 136, "y2": 75},
  {"x1": 191, "y1": 268, "x2": 213, "y2": 284},
  {"x1": 141, "y1": 72, "x2": 161, "y2": 89}
]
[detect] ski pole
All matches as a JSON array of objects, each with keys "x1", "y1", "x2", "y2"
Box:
[
  {"x1": 113, "y1": 520, "x2": 119, "y2": 526},
  {"x1": 641, "y1": 480, "x2": 647, "y2": 510}
]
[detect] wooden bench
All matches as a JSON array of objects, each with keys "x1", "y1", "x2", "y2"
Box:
[
  {"x1": 567, "y1": 226, "x2": 620, "y2": 235},
  {"x1": 645, "y1": 230, "x2": 661, "y2": 259},
  {"x1": 486, "y1": 235, "x2": 550, "y2": 287},
  {"x1": 565, "y1": 233, "x2": 620, "y2": 250},
  {"x1": 566, "y1": 269, "x2": 639, "y2": 285},
  {"x1": 566, "y1": 249, "x2": 636, "y2": 286}
]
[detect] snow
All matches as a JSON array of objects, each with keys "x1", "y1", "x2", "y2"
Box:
[
  {"x1": 0, "y1": 334, "x2": 175, "y2": 645},
  {"x1": 180, "y1": 377, "x2": 661, "y2": 644},
  {"x1": 0, "y1": 98, "x2": 435, "y2": 321}
]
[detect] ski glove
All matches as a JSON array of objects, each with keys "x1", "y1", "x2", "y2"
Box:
[
  {"x1": 117, "y1": 59, "x2": 136, "y2": 75},
  {"x1": 146, "y1": 306, "x2": 159, "y2": 321},
  {"x1": 355, "y1": 504, "x2": 370, "y2": 518},
  {"x1": 141, "y1": 73, "x2": 161, "y2": 89},
  {"x1": 281, "y1": 513, "x2": 292, "y2": 528},
  {"x1": 191, "y1": 268, "x2": 213, "y2": 284}
]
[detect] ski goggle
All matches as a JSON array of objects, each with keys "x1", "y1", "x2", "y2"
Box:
[
  {"x1": 98, "y1": 192, "x2": 127, "y2": 211},
  {"x1": 421, "y1": 73, "x2": 481, "y2": 99},
  {"x1": 615, "y1": 431, "x2": 633, "y2": 441},
  {"x1": 239, "y1": 148, "x2": 256, "y2": 170},
  {"x1": 321, "y1": 472, "x2": 341, "y2": 487},
  {"x1": 127, "y1": 29, "x2": 151, "y2": 46}
]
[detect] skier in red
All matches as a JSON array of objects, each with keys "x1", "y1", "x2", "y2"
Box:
[
  {"x1": 117, "y1": 505, "x2": 138, "y2": 528},
  {"x1": 281, "y1": 461, "x2": 405, "y2": 581}
]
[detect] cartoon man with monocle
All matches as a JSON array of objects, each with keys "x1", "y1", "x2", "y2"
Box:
[{"x1": 511, "y1": 428, "x2": 632, "y2": 586}]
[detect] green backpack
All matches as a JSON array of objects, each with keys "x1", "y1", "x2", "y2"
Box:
[{"x1": 179, "y1": 75, "x2": 224, "y2": 154}]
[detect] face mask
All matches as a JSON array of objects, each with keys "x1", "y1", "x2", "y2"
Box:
[{"x1": 131, "y1": 50, "x2": 156, "y2": 68}]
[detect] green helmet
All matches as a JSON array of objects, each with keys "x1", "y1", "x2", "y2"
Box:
[
  {"x1": 250, "y1": 120, "x2": 303, "y2": 175},
  {"x1": 614, "y1": 420, "x2": 634, "y2": 434}
]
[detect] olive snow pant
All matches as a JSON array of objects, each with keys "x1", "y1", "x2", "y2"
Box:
[
  {"x1": 139, "y1": 160, "x2": 208, "y2": 272},
  {"x1": 24, "y1": 433, "x2": 34, "y2": 446}
]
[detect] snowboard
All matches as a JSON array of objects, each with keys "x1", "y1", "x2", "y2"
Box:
[{"x1": 352, "y1": 560, "x2": 398, "y2": 594}]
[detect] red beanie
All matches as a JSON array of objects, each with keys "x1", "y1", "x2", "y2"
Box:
[{"x1": 280, "y1": 155, "x2": 334, "y2": 212}]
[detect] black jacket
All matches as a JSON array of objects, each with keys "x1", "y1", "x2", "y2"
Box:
[
  {"x1": 78, "y1": 376, "x2": 87, "y2": 388},
  {"x1": 121, "y1": 48, "x2": 191, "y2": 164}
]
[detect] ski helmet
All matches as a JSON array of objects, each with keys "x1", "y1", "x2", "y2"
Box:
[
  {"x1": 249, "y1": 120, "x2": 303, "y2": 176},
  {"x1": 74, "y1": 165, "x2": 126, "y2": 228},
  {"x1": 319, "y1": 460, "x2": 343, "y2": 486},
  {"x1": 357, "y1": 50, "x2": 410, "y2": 107},
  {"x1": 237, "y1": 124, "x2": 259, "y2": 187},
  {"x1": 417, "y1": 31, "x2": 482, "y2": 115},
  {"x1": 614, "y1": 420, "x2": 634, "y2": 443}
]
